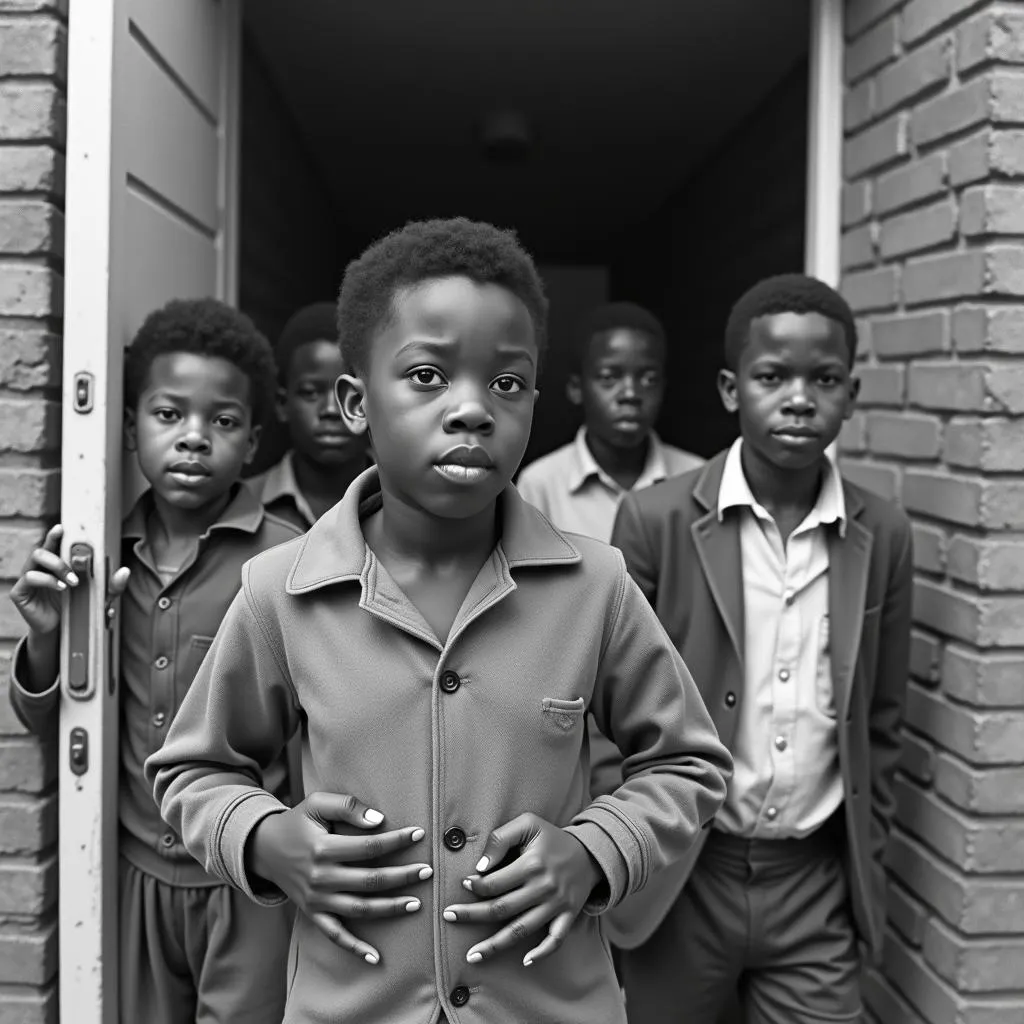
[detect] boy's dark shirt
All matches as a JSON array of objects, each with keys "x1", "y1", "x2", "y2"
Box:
[{"x1": 10, "y1": 483, "x2": 302, "y2": 886}]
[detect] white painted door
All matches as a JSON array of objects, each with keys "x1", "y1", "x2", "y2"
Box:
[{"x1": 60, "y1": 1, "x2": 240, "y2": 1020}]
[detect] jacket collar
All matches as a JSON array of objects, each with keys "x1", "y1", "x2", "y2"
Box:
[
  {"x1": 122, "y1": 482, "x2": 265, "y2": 542},
  {"x1": 286, "y1": 466, "x2": 581, "y2": 595}
]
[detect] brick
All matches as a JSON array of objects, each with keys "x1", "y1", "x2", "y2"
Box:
[
  {"x1": 855, "y1": 316, "x2": 873, "y2": 359},
  {"x1": 0, "y1": 199, "x2": 62, "y2": 256},
  {"x1": 912, "y1": 523, "x2": 946, "y2": 575},
  {"x1": 859, "y1": 364, "x2": 906, "y2": 406},
  {"x1": 888, "y1": 880, "x2": 928, "y2": 947},
  {"x1": 839, "y1": 458, "x2": 902, "y2": 501},
  {"x1": 912, "y1": 72, "x2": 1024, "y2": 149},
  {"x1": 953, "y1": 304, "x2": 1024, "y2": 354},
  {"x1": 842, "y1": 180, "x2": 872, "y2": 226},
  {"x1": 945, "y1": 417, "x2": 1024, "y2": 471},
  {"x1": 0, "y1": 146, "x2": 64, "y2": 196},
  {"x1": 876, "y1": 37, "x2": 953, "y2": 117},
  {"x1": 838, "y1": 412, "x2": 867, "y2": 454},
  {"x1": 0, "y1": 738, "x2": 54, "y2": 793},
  {"x1": 0, "y1": 794, "x2": 55, "y2": 855},
  {"x1": 841, "y1": 223, "x2": 877, "y2": 270},
  {"x1": 875, "y1": 153, "x2": 948, "y2": 216},
  {"x1": 961, "y1": 183, "x2": 1024, "y2": 236},
  {"x1": 902, "y1": 0, "x2": 988, "y2": 46},
  {"x1": 0, "y1": 525, "x2": 43, "y2": 577},
  {"x1": 0, "y1": 856, "x2": 56, "y2": 915},
  {"x1": 0, "y1": 921, "x2": 55, "y2": 986},
  {"x1": 880, "y1": 199, "x2": 958, "y2": 258},
  {"x1": 0, "y1": 398, "x2": 58, "y2": 454},
  {"x1": 872, "y1": 310, "x2": 950, "y2": 359},
  {"x1": 864, "y1": 969, "x2": 929, "y2": 1024},
  {"x1": 0, "y1": 986, "x2": 57, "y2": 1024},
  {"x1": 842, "y1": 266, "x2": 899, "y2": 313},
  {"x1": 844, "y1": 78, "x2": 876, "y2": 134},
  {"x1": 896, "y1": 776, "x2": 1024, "y2": 872},
  {"x1": 986, "y1": 241, "x2": 1024, "y2": 295},
  {"x1": 0, "y1": 19, "x2": 65, "y2": 81},
  {"x1": 958, "y1": 6, "x2": 1024, "y2": 75},
  {"x1": 906, "y1": 681, "x2": 1024, "y2": 761},
  {"x1": 924, "y1": 917, "x2": 1024, "y2": 994},
  {"x1": 943, "y1": 643, "x2": 1024, "y2": 705},
  {"x1": 951, "y1": 127, "x2": 1024, "y2": 185},
  {"x1": 948, "y1": 531, "x2": 1024, "y2": 587},
  {"x1": 915, "y1": 578, "x2": 1024, "y2": 647},
  {"x1": 867, "y1": 410, "x2": 942, "y2": 458},
  {"x1": 899, "y1": 729, "x2": 935, "y2": 783},
  {"x1": 0, "y1": 263, "x2": 60, "y2": 318},
  {"x1": 908, "y1": 362, "x2": 1024, "y2": 414},
  {"x1": 902, "y1": 251, "x2": 984, "y2": 306},
  {"x1": 845, "y1": 112, "x2": 908, "y2": 178},
  {"x1": 903, "y1": 470, "x2": 981, "y2": 526},
  {"x1": 846, "y1": 0, "x2": 905, "y2": 40},
  {"x1": 934, "y1": 751, "x2": 1024, "y2": 813},
  {"x1": 982, "y1": 478, "x2": 1024, "y2": 529},
  {"x1": 848, "y1": 15, "x2": 901, "y2": 83},
  {"x1": 910, "y1": 628, "x2": 943, "y2": 684},
  {"x1": 0, "y1": 329, "x2": 59, "y2": 390},
  {"x1": 0, "y1": 469, "x2": 58, "y2": 517},
  {"x1": 0, "y1": 83, "x2": 63, "y2": 144},
  {"x1": 888, "y1": 831, "x2": 1024, "y2": 932},
  {"x1": 0, "y1": 0, "x2": 68, "y2": 11}
]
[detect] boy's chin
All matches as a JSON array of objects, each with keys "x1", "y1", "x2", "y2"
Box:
[{"x1": 151, "y1": 482, "x2": 234, "y2": 511}]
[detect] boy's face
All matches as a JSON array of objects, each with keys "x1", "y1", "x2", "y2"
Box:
[
  {"x1": 125, "y1": 352, "x2": 259, "y2": 511},
  {"x1": 336, "y1": 275, "x2": 539, "y2": 519},
  {"x1": 717, "y1": 312, "x2": 858, "y2": 470},
  {"x1": 278, "y1": 339, "x2": 365, "y2": 467},
  {"x1": 568, "y1": 328, "x2": 666, "y2": 452}
]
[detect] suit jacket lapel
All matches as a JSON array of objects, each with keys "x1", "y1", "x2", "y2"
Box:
[{"x1": 827, "y1": 486, "x2": 872, "y2": 723}]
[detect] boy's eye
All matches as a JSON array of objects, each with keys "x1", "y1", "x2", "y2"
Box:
[
  {"x1": 818, "y1": 374, "x2": 841, "y2": 387},
  {"x1": 756, "y1": 372, "x2": 780, "y2": 385},
  {"x1": 640, "y1": 371, "x2": 662, "y2": 389},
  {"x1": 491, "y1": 374, "x2": 524, "y2": 394},
  {"x1": 215, "y1": 415, "x2": 240, "y2": 429},
  {"x1": 154, "y1": 408, "x2": 180, "y2": 423},
  {"x1": 408, "y1": 367, "x2": 445, "y2": 387}
]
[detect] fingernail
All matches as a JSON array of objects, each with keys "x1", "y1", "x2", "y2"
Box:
[
  {"x1": 467, "y1": 951, "x2": 483, "y2": 963},
  {"x1": 463, "y1": 879, "x2": 473, "y2": 891},
  {"x1": 363, "y1": 808, "x2": 384, "y2": 825},
  {"x1": 443, "y1": 910, "x2": 456, "y2": 922},
  {"x1": 411, "y1": 828, "x2": 425, "y2": 842},
  {"x1": 523, "y1": 957, "x2": 534, "y2": 967},
  {"x1": 475, "y1": 856, "x2": 489, "y2": 872},
  {"x1": 56, "y1": 581, "x2": 66, "y2": 591},
  {"x1": 364, "y1": 952, "x2": 379, "y2": 965},
  {"x1": 418, "y1": 866, "x2": 433, "y2": 880},
  {"x1": 405, "y1": 899, "x2": 420, "y2": 913},
  {"x1": 66, "y1": 573, "x2": 79, "y2": 586}
]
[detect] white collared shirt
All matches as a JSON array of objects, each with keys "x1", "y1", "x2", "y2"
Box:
[
  {"x1": 246, "y1": 451, "x2": 318, "y2": 531},
  {"x1": 516, "y1": 427, "x2": 704, "y2": 543},
  {"x1": 714, "y1": 438, "x2": 846, "y2": 839}
]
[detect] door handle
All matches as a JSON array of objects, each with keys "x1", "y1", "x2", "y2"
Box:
[{"x1": 66, "y1": 542, "x2": 94, "y2": 699}]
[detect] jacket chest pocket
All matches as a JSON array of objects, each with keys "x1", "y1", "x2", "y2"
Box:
[
  {"x1": 541, "y1": 696, "x2": 586, "y2": 734},
  {"x1": 183, "y1": 635, "x2": 215, "y2": 685}
]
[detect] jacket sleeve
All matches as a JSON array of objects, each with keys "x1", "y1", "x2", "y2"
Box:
[
  {"x1": 564, "y1": 557, "x2": 732, "y2": 912},
  {"x1": 145, "y1": 566, "x2": 301, "y2": 905},
  {"x1": 610, "y1": 492, "x2": 659, "y2": 605},
  {"x1": 8, "y1": 637, "x2": 59, "y2": 738}
]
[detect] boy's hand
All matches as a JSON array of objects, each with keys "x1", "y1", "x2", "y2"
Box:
[
  {"x1": 246, "y1": 791, "x2": 432, "y2": 965},
  {"x1": 443, "y1": 812, "x2": 603, "y2": 967}
]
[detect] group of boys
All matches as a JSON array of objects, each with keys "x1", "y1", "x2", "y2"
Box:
[{"x1": 8, "y1": 216, "x2": 912, "y2": 1024}]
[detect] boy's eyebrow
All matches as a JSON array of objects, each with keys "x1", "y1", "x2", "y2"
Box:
[
  {"x1": 395, "y1": 337, "x2": 537, "y2": 366},
  {"x1": 145, "y1": 388, "x2": 249, "y2": 410}
]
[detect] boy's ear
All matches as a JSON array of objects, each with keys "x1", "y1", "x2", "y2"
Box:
[
  {"x1": 844, "y1": 374, "x2": 861, "y2": 419},
  {"x1": 244, "y1": 423, "x2": 262, "y2": 466},
  {"x1": 566, "y1": 374, "x2": 582, "y2": 407},
  {"x1": 275, "y1": 386, "x2": 289, "y2": 424},
  {"x1": 123, "y1": 407, "x2": 138, "y2": 452},
  {"x1": 335, "y1": 374, "x2": 370, "y2": 436},
  {"x1": 717, "y1": 369, "x2": 739, "y2": 414}
]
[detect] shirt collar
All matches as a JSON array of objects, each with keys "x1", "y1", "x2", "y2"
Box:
[
  {"x1": 717, "y1": 438, "x2": 847, "y2": 537},
  {"x1": 286, "y1": 466, "x2": 581, "y2": 594},
  {"x1": 568, "y1": 427, "x2": 672, "y2": 494},
  {"x1": 257, "y1": 451, "x2": 317, "y2": 528},
  {"x1": 122, "y1": 481, "x2": 266, "y2": 542}
]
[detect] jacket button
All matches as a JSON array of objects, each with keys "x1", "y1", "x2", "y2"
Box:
[
  {"x1": 154, "y1": 655, "x2": 169, "y2": 670},
  {"x1": 160, "y1": 832, "x2": 175, "y2": 848},
  {"x1": 440, "y1": 670, "x2": 461, "y2": 694},
  {"x1": 725, "y1": 692, "x2": 736, "y2": 707},
  {"x1": 444, "y1": 827, "x2": 467, "y2": 851},
  {"x1": 451, "y1": 986, "x2": 470, "y2": 1007},
  {"x1": 157, "y1": 596, "x2": 171, "y2": 610},
  {"x1": 152, "y1": 711, "x2": 166, "y2": 728}
]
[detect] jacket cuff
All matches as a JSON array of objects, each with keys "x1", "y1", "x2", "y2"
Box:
[
  {"x1": 9, "y1": 636, "x2": 60, "y2": 734},
  {"x1": 213, "y1": 790, "x2": 290, "y2": 907},
  {"x1": 563, "y1": 817, "x2": 630, "y2": 913}
]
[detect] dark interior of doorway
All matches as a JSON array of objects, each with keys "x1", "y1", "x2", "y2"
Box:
[{"x1": 237, "y1": 30, "x2": 809, "y2": 477}]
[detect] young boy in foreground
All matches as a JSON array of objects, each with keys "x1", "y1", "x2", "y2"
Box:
[
  {"x1": 146, "y1": 218, "x2": 732, "y2": 1024},
  {"x1": 9, "y1": 299, "x2": 302, "y2": 1023},
  {"x1": 248, "y1": 301, "x2": 370, "y2": 531},
  {"x1": 604, "y1": 275, "x2": 913, "y2": 1023}
]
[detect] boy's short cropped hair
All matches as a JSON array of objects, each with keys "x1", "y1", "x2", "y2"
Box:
[
  {"x1": 124, "y1": 298, "x2": 277, "y2": 424},
  {"x1": 336, "y1": 217, "x2": 548, "y2": 375},
  {"x1": 574, "y1": 302, "x2": 666, "y2": 369},
  {"x1": 724, "y1": 274, "x2": 858, "y2": 370},
  {"x1": 274, "y1": 302, "x2": 339, "y2": 387}
]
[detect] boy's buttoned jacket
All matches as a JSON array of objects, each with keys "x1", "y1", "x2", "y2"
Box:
[
  {"x1": 147, "y1": 469, "x2": 732, "y2": 1024},
  {"x1": 599, "y1": 451, "x2": 914, "y2": 958}
]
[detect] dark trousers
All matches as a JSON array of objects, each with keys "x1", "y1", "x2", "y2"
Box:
[{"x1": 621, "y1": 824, "x2": 861, "y2": 1024}]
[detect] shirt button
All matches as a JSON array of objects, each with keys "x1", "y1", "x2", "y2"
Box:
[
  {"x1": 443, "y1": 827, "x2": 467, "y2": 851},
  {"x1": 451, "y1": 986, "x2": 470, "y2": 1007},
  {"x1": 784, "y1": 590, "x2": 795, "y2": 605},
  {"x1": 774, "y1": 735, "x2": 788, "y2": 752},
  {"x1": 152, "y1": 711, "x2": 166, "y2": 728},
  {"x1": 440, "y1": 670, "x2": 461, "y2": 694},
  {"x1": 154, "y1": 655, "x2": 169, "y2": 670},
  {"x1": 157, "y1": 596, "x2": 171, "y2": 610},
  {"x1": 765, "y1": 807, "x2": 778, "y2": 821},
  {"x1": 725, "y1": 692, "x2": 736, "y2": 707},
  {"x1": 160, "y1": 832, "x2": 175, "y2": 848},
  {"x1": 778, "y1": 668, "x2": 790, "y2": 682}
]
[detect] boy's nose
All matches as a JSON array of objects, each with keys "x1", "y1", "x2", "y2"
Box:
[
  {"x1": 443, "y1": 399, "x2": 495, "y2": 435},
  {"x1": 176, "y1": 428, "x2": 212, "y2": 452}
]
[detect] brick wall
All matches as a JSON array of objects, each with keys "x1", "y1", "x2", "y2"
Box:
[
  {"x1": 0, "y1": 2, "x2": 65, "y2": 1021},
  {"x1": 841, "y1": 2, "x2": 1024, "y2": 1020}
]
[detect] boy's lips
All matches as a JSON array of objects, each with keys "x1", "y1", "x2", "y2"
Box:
[
  {"x1": 434, "y1": 445, "x2": 495, "y2": 484},
  {"x1": 168, "y1": 460, "x2": 211, "y2": 477}
]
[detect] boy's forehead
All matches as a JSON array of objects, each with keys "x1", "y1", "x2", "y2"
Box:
[
  {"x1": 586, "y1": 326, "x2": 665, "y2": 367},
  {"x1": 142, "y1": 350, "x2": 251, "y2": 400},
  {"x1": 745, "y1": 311, "x2": 848, "y2": 356}
]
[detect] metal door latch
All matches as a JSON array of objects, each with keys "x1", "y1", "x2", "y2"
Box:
[
  {"x1": 66, "y1": 543, "x2": 94, "y2": 699},
  {"x1": 69, "y1": 727, "x2": 89, "y2": 775}
]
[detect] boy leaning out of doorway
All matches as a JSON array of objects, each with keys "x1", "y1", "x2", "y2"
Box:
[{"x1": 8, "y1": 299, "x2": 301, "y2": 1024}]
